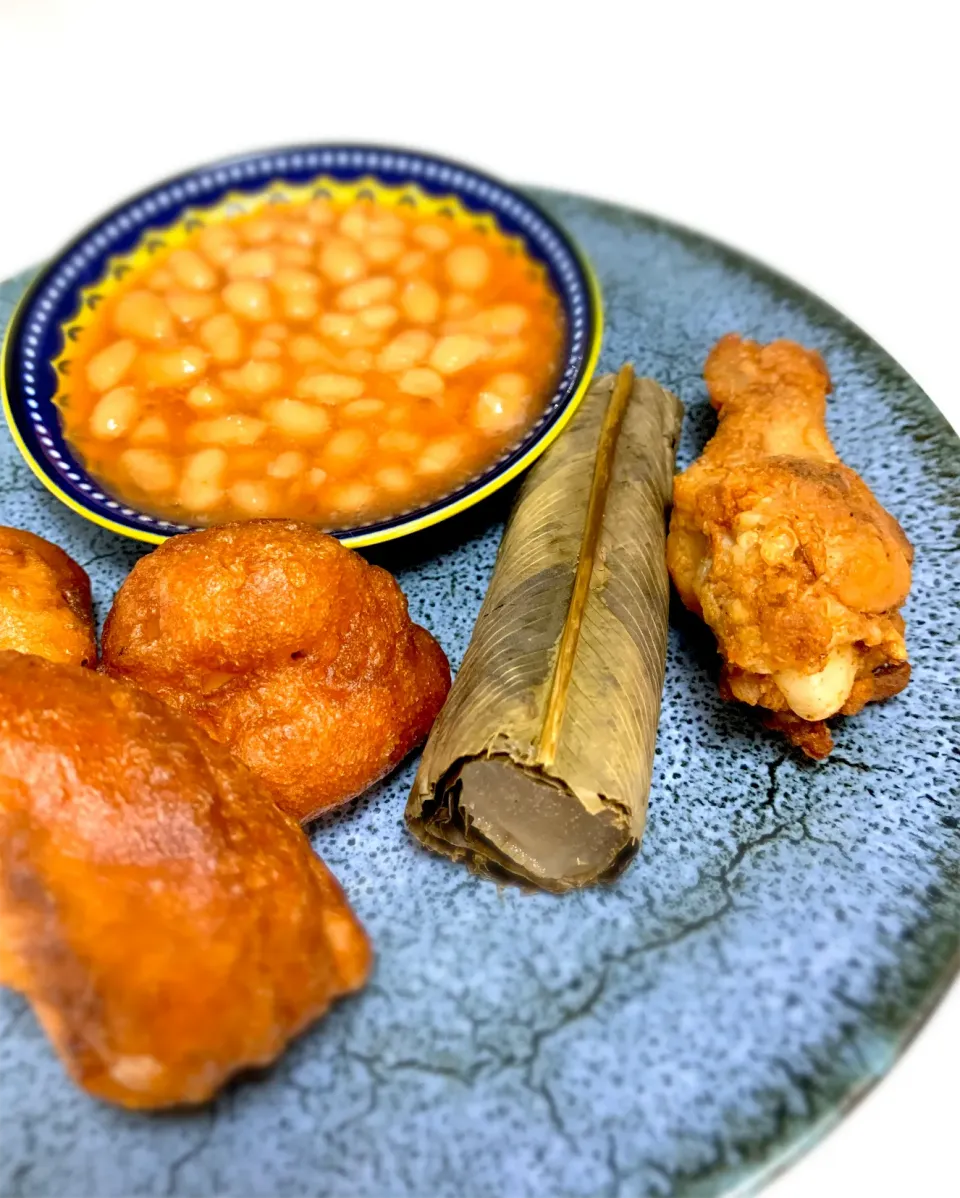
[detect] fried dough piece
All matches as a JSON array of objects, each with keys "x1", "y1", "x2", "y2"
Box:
[
  {"x1": 667, "y1": 335, "x2": 913, "y2": 757},
  {"x1": 0, "y1": 527, "x2": 96, "y2": 666},
  {"x1": 0, "y1": 653, "x2": 370, "y2": 1109},
  {"x1": 101, "y1": 520, "x2": 451, "y2": 821}
]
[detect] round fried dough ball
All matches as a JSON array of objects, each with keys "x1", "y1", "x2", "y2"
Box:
[
  {"x1": 0, "y1": 653, "x2": 370, "y2": 1109},
  {"x1": 0, "y1": 527, "x2": 96, "y2": 666},
  {"x1": 101, "y1": 520, "x2": 451, "y2": 821}
]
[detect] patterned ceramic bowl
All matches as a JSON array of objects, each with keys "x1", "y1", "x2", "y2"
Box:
[{"x1": 0, "y1": 145, "x2": 602, "y2": 546}]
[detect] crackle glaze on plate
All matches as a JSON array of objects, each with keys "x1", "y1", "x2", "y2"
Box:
[{"x1": 1, "y1": 190, "x2": 958, "y2": 1198}]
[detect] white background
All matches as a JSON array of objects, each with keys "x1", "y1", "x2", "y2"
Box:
[{"x1": 1, "y1": 2, "x2": 957, "y2": 1195}]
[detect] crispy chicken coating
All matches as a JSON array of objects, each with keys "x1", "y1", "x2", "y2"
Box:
[
  {"x1": 101, "y1": 520, "x2": 451, "y2": 821},
  {"x1": 0, "y1": 527, "x2": 96, "y2": 666},
  {"x1": 667, "y1": 335, "x2": 912, "y2": 757},
  {"x1": 0, "y1": 653, "x2": 370, "y2": 1109}
]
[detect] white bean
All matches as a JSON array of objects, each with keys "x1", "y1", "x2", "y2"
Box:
[
  {"x1": 364, "y1": 236, "x2": 404, "y2": 264},
  {"x1": 367, "y1": 211, "x2": 405, "y2": 237},
  {"x1": 147, "y1": 269, "x2": 175, "y2": 292},
  {"x1": 305, "y1": 199, "x2": 335, "y2": 226},
  {"x1": 400, "y1": 279, "x2": 440, "y2": 324},
  {"x1": 222, "y1": 280, "x2": 273, "y2": 321},
  {"x1": 429, "y1": 334, "x2": 489, "y2": 375},
  {"x1": 317, "y1": 312, "x2": 378, "y2": 347},
  {"x1": 179, "y1": 478, "x2": 224, "y2": 512},
  {"x1": 198, "y1": 225, "x2": 239, "y2": 266},
  {"x1": 86, "y1": 339, "x2": 137, "y2": 392},
  {"x1": 417, "y1": 437, "x2": 464, "y2": 475},
  {"x1": 221, "y1": 359, "x2": 283, "y2": 396},
  {"x1": 289, "y1": 335, "x2": 325, "y2": 363},
  {"x1": 186, "y1": 382, "x2": 227, "y2": 411},
  {"x1": 376, "y1": 330, "x2": 434, "y2": 373},
  {"x1": 267, "y1": 450, "x2": 306, "y2": 479},
  {"x1": 273, "y1": 268, "x2": 320, "y2": 295},
  {"x1": 89, "y1": 386, "x2": 140, "y2": 439},
  {"x1": 167, "y1": 291, "x2": 217, "y2": 323},
  {"x1": 281, "y1": 223, "x2": 317, "y2": 247},
  {"x1": 488, "y1": 338, "x2": 527, "y2": 366},
  {"x1": 445, "y1": 245, "x2": 490, "y2": 290},
  {"x1": 113, "y1": 290, "x2": 175, "y2": 341},
  {"x1": 199, "y1": 313, "x2": 243, "y2": 363},
  {"x1": 227, "y1": 250, "x2": 277, "y2": 280},
  {"x1": 330, "y1": 482, "x2": 376, "y2": 511},
  {"x1": 120, "y1": 448, "x2": 177, "y2": 493},
  {"x1": 184, "y1": 447, "x2": 228, "y2": 486},
  {"x1": 168, "y1": 249, "x2": 218, "y2": 292},
  {"x1": 337, "y1": 276, "x2": 396, "y2": 311},
  {"x1": 188, "y1": 415, "x2": 267, "y2": 446},
  {"x1": 359, "y1": 304, "x2": 399, "y2": 331},
  {"x1": 396, "y1": 250, "x2": 427, "y2": 275},
  {"x1": 296, "y1": 373, "x2": 364, "y2": 402},
  {"x1": 262, "y1": 398, "x2": 331, "y2": 438},
  {"x1": 317, "y1": 313, "x2": 353, "y2": 340},
  {"x1": 141, "y1": 346, "x2": 207, "y2": 387},
  {"x1": 283, "y1": 292, "x2": 319, "y2": 322},
  {"x1": 229, "y1": 480, "x2": 276, "y2": 514},
  {"x1": 486, "y1": 371, "x2": 531, "y2": 398},
  {"x1": 413, "y1": 224, "x2": 451, "y2": 251},
  {"x1": 323, "y1": 428, "x2": 370, "y2": 468},
  {"x1": 319, "y1": 238, "x2": 367, "y2": 285},
  {"x1": 341, "y1": 398, "x2": 385, "y2": 419},
  {"x1": 399, "y1": 367, "x2": 444, "y2": 398},
  {"x1": 241, "y1": 219, "x2": 277, "y2": 245},
  {"x1": 179, "y1": 449, "x2": 227, "y2": 510},
  {"x1": 339, "y1": 208, "x2": 370, "y2": 242},
  {"x1": 470, "y1": 304, "x2": 530, "y2": 337},
  {"x1": 376, "y1": 465, "x2": 415, "y2": 493},
  {"x1": 473, "y1": 372, "x2": 531, "y2": 433}
]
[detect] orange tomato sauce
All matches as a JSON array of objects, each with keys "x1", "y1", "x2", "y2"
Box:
[{"x1": 58, "y1": 198, "x2": 565, "y2": 528}]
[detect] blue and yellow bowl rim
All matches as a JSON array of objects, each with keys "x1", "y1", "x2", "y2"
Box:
[{"x1": 0, "y1": 144, "x2": 603, "y2": 547}]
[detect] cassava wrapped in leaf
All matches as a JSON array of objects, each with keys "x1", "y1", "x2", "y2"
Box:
[{"x1": 406, "y1": 366, "x2": 683, "y2": 891}]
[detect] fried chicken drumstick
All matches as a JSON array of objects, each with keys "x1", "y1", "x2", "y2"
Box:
[
  {"x1": 667, "y1": 335, "x2": 912, "y2": 757},
  {"x1": 0, "y1": 653, "x2": 370, "y2": 1109}
]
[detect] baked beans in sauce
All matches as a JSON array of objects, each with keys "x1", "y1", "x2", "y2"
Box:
[{"x1": 60, "y1": 198, "x2": 565, "y2": 527}]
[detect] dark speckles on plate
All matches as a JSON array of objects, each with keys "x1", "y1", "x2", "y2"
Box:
[{"x1": 0, "y1": 189, "x2": 958, "y2": 1198}]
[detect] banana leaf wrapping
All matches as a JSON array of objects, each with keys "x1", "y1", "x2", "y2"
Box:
[{"x1": 405, "y1": 367, "x2": 683, "y2": 891}]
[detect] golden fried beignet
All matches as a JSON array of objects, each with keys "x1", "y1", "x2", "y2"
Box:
[
  {"x1": 0, "y1": 527, "x2": 96, "y2": 666},
  {"x1": 0, "y1": 652, "x2": 370, "y2": 1109},
  {"x1": 101, "y1": 520, "x2": 451, "y2": 821},
  {"x1": 667, "y1": 335, "x2": 912, "y2": 757}
]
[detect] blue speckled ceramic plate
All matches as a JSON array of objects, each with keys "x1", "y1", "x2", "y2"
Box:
[
  {"x1": 0, "y1": 146, "x2": 601, "y2": 548},
  {"x1": 1, "y1": 190, "x2": 957, "y2": 1198}
]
